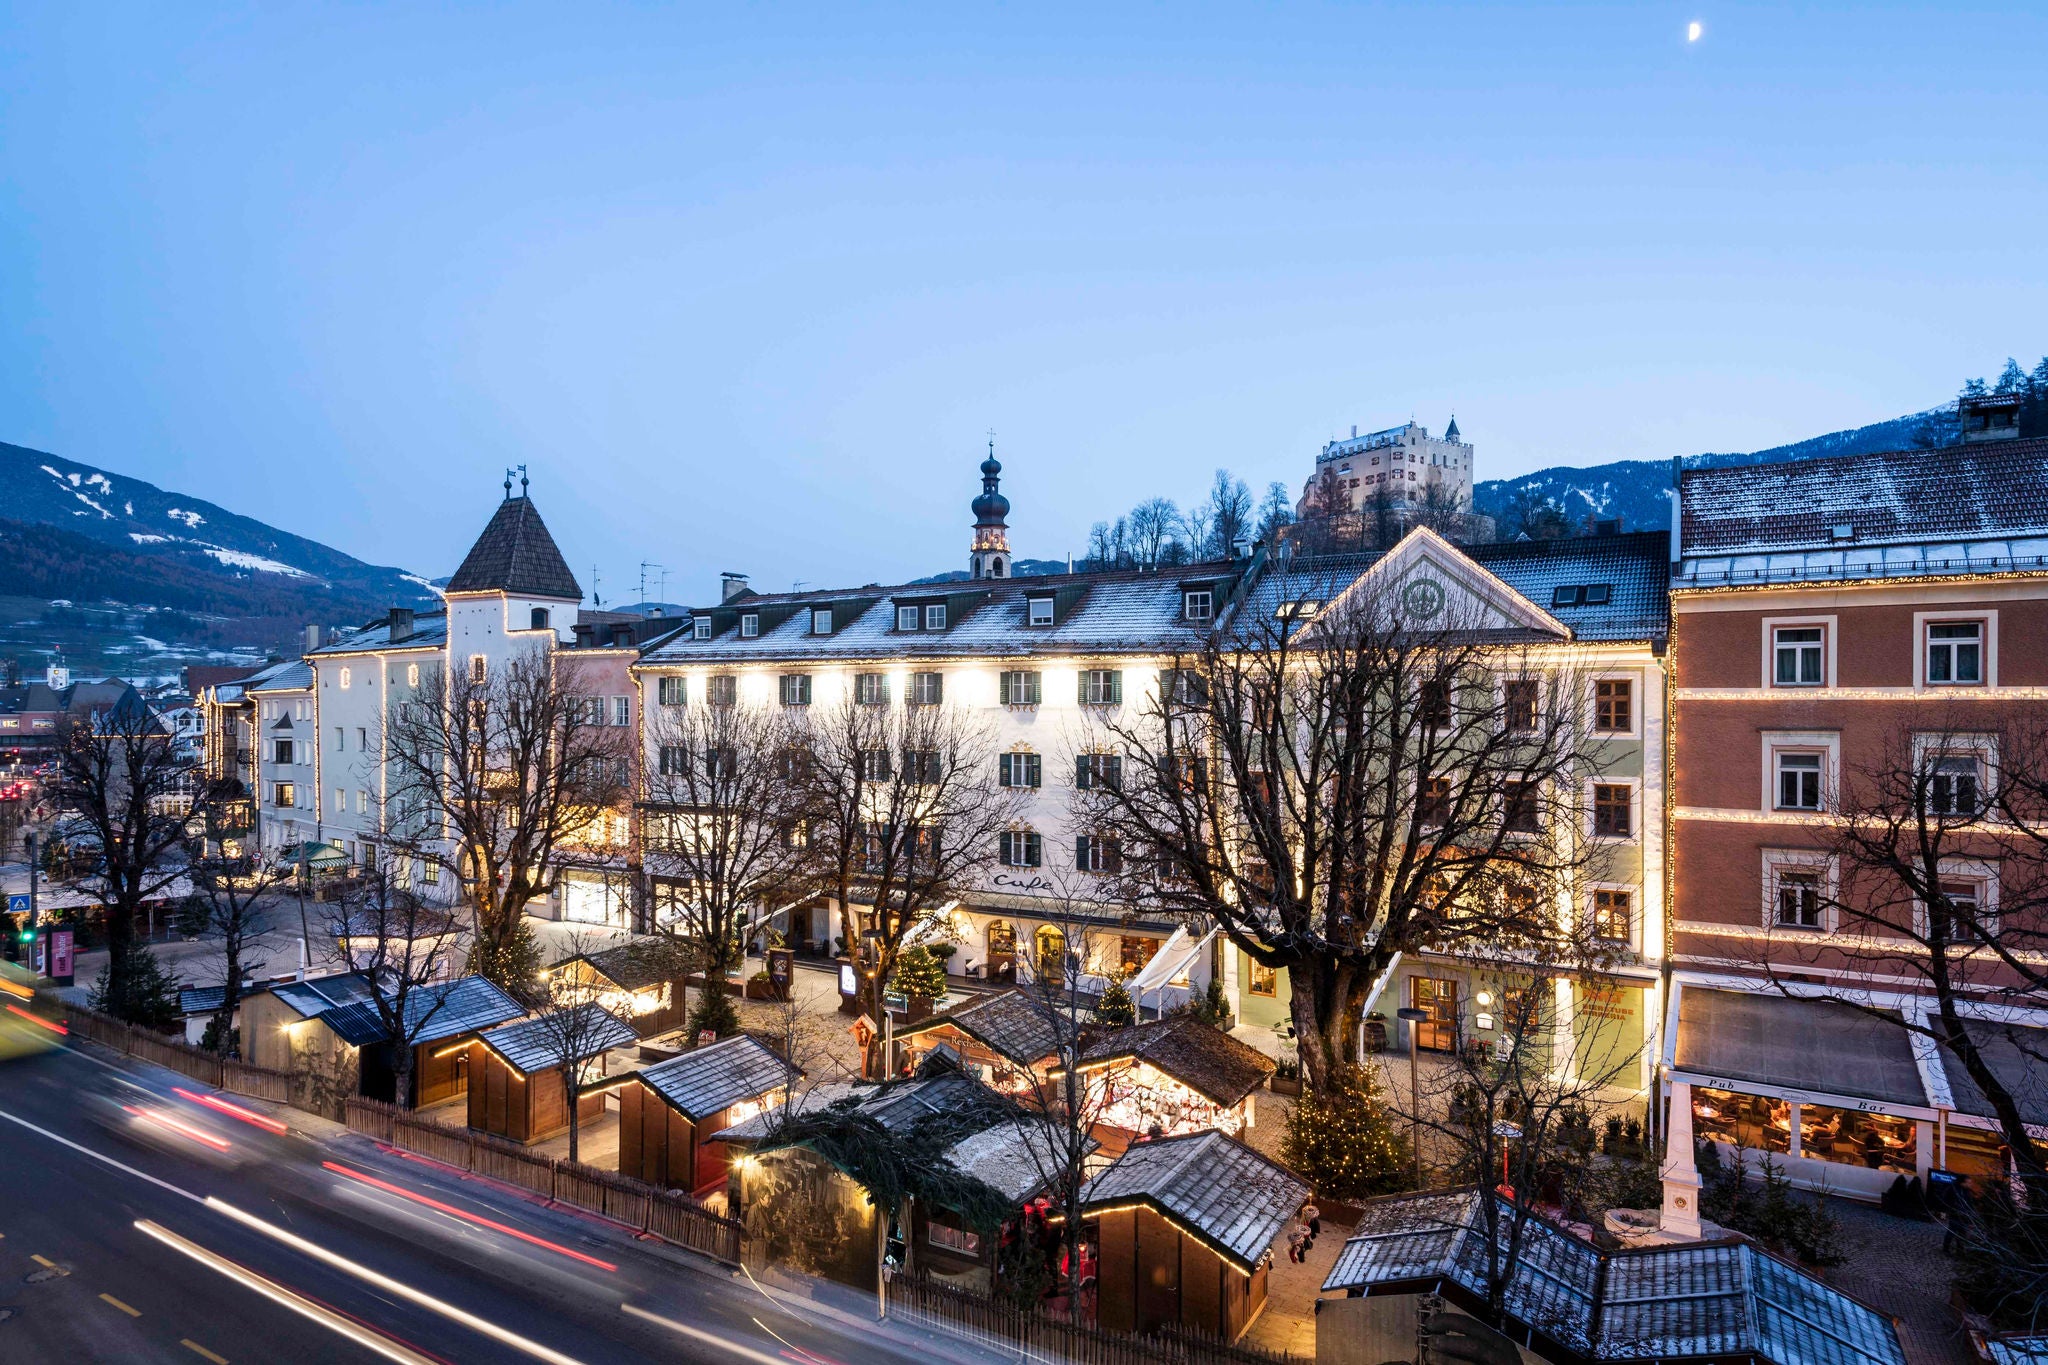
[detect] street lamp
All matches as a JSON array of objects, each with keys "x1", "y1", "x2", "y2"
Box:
[{"x1": 1397, "y1": 1005, "x2": 1428, "y2": 1189}]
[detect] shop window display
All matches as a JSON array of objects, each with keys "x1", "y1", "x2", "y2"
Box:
[
  {"x1": 1692, "y1": 1086, "x2": 1791, "y2": 1154},
  {"x1": 1798, "y1": 1104, "x2": 1915, "y2": 1174}
]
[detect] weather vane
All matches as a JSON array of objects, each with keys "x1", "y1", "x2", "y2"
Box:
[{"x1": 503, "y1": 464, "x2": 529, "y2": 499}]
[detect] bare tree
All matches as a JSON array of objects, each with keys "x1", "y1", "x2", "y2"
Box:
[
  {"x1": 50, "y1": 700, "x2": 211, "y2": 1018},
  {"x1": 519, "y1": 934, "x2": 633, "y2": 1166},
  {"x1": 642, "y1": 694, "x2": 811, "y2": 1035},
  {"x1": 1757, "y1": 714, "x2": 2048, "y2": 1177},
  {"x1": 1079, "y1": 566, "x2": 1614, "y2": 1090},
  {"x1": 991, "y1": 873, "x2": 1122, "y2": 1322},
  {"x1": 1126, "y1": 497, "x2": 1183, "y2": 567},
  {"x1": 1202, "y1": 468, "x2": 1255, "y2": 559},
  {"x1": 1397, "y1": 951, "x2": 1648, "y2": 1327},
  {"x1": 801, "y1": 691, "x2": 1018, "y2": 1053},
  {"x1": 329, "y1": 866, "x2": 465, "y2": 1106},
  {"x1": 1256, "y1": 479, "x2": 1295, "y2": 546},
  {"x1": 185, "y1": 850, "x2": 293, "y2": 1055},
  {"x1": 381, "y1": 650, "x2": 630, "y2": 984}
]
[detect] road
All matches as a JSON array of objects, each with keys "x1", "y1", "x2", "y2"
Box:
[{"x1": 0, "y1": 1035, "x2": 1001, "y2": 1364}]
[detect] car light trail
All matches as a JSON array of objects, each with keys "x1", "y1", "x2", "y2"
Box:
[
  {"x1": 0, "y1": 976, "x2": 34, "y2": 1000},
  {"x1": 204, "y1": 1196, "x2": 590, "y2": 1365},
  {"x1": 6, "y1": 1003, "x2": 67, "y2": 1033},
  {"x1": 620, "y1": 1302, "x2": 794, "y2": 1365},
  {"x1": 175, "y1": 1088, "x2": 290, "y2": 1135},
  {"x1": 322, "y1": 1161, "x2": 617, "y2": 1271},
  {"x1": 134, "y1": 1219, "x2": 443, "y2": 1365},
  {"x1": 125, "y1": 1105, "x2": 233, "y2": 1152}
]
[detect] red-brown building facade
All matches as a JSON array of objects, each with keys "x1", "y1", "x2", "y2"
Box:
[{"x1": 1658, "y1": 410, "x2": 2048, "y2": 1224}]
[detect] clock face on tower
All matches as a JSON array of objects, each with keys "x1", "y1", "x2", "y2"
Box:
[{"x1": 1402, "y1": 577, "x2": 1447, "y2": 622}]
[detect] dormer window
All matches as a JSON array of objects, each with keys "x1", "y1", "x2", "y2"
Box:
[
  {"x1": 925, "y1": 604, "x2": 946, "y2": 630},
  {"x1": 1183, "y1": 589, "x2": 1213, "y2": 623},
  {"x1": 1027, "y1": 596, "x2": 1054, "y2": 627},
  {"x1": 1551, "y1": 584, "x2": 1610, "y2": 608},
  {"x1": 740, "y1": 613, "x2": 759, "y2": 638},
  {"x1": 693, "y1": 618, "x2": 712, "y2": 640},
  {"x1": 811, "y1": 609, "x2": 832, "y2": 636},
  {"x1": 1829, "y1": 523, "x2": 1856, "y2": 543},
  {"x1": 1275, "y1": 598, "x2": 1321, "y2": 621}
]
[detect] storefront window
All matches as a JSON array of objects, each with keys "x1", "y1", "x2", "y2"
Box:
[
  {"x1": 1119, "y1": 936, "x2": 1159, "y2": 976},
  {"x1": 1692, "y1": 1086, "x2": 1791, "y2": 1154},
  {"x1": 1798, "y1": 1104, "x2": 1915, "y2": 1173}
]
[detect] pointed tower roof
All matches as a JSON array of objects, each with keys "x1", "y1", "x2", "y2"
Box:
[
  {"x1": 1444, "y1": 414, "x2": 1461, "y2": 442},
  {"x1": 445, "y1": 494, "x2": 583, "y2": 600}
]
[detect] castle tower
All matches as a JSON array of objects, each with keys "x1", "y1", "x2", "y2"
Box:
[{"x1": 970, "y1": 442, "x2": 1012, "y2": 579}]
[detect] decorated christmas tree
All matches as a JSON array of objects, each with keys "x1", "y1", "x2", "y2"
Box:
[
  {"x1": 1095, "y1": 974, "x2": 1137, "y2": 1025},
  {"x1": 1281, "y1": 1064, "x2": 1413, "y2": 1199},
  {"x1": 890, "y1": 944, "x2": 947, "y2": 1001}
]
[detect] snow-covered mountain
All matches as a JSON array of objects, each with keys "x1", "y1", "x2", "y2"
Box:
[
  {"x1": 1472, "y1": 406, "x2": 1954, "y2": 536},
  {"x1": 1, "y1": 441, "x2": 438, "y2": 608}
]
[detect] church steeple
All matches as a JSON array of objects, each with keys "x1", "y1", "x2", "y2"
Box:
[{"x1": 969, "y1": 438, "x2": 1012, "y2": 579}]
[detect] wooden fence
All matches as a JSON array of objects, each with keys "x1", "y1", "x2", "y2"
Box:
[
  {"x1": 887, "y1": 1276, "x2": 1312, "y2": 1365},
  {"x1": 340, "y1": 1098, "x2": 743, "y2": 1266},
  {"x1": 46, "y1": 993, "x2": 1315, "y2": 1365}
]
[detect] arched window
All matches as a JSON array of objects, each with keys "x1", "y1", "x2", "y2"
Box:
[
  {"x1": 531, "y1": 607, "x2": 550, "y2": 630},
  {"x1": 1034, "y1": 924, "x2": 1067, "y2": 987}
]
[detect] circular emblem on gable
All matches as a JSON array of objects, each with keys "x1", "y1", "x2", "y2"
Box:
[{"x1": 1402, "y1": 578, "x2": 1446, "y2": 621}]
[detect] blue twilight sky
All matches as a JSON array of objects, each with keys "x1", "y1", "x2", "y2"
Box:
[{"x1": 3, "y1": 4, "x2": 2045, "y2": 599}]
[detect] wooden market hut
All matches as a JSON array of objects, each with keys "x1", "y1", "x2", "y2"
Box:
[
  {"x1": 1073, "y1": 1015, "x2": 1276, "y2": 1151},
  {"x1": 1080, "y1": 1129, "x2": 1308, "y2": 1342},
  {"x1": 618, "y1": 1034, "x2": 795, "y2": 1194},
  {"x1": 242, "y1": 971, "x2": 525, "y2": 1107},
  {"x1": 466, "y1": 1002, "x2": 638, "y2": 1144},
  {"x1": 545, "y1": 943, "x2": 686, "y2": 1037},
  {"x1": 319, "y1": 976, "x2": 526, "y2": 1106},
  {"x1": 895, "y1": 988, "x2": 1076, "y2": 1093},
  {"x1": 913, "y1": 1118, "x2": 1097, "y2": 1293},
  {"x1": 715, "y1": 1066, "x2": 1021, "y2": 1292}
]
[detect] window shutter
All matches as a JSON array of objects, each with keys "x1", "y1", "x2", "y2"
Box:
[
  {"x1": 1110, "y1": 671, "x2": 1122, "y2": 704},
  {"x1": 1076, "y1": 835, "x2": 1089, "y2": 869},
  {"x1": 1076, "y1": 757, "x2": 1091, "y2": 790}
]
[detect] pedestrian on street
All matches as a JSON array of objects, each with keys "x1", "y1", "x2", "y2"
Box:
[{"x1": 1304, "y1": 1203, "x2": 1322, "y2": 1239}]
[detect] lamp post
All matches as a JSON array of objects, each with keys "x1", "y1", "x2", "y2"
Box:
[{"x1": 1397, "y1": 1005, "x2": 1428, "y2": 1189}]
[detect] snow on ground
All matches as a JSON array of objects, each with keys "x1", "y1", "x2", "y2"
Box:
[
  {"x1": 166, "y1": 507, "x2": 204, "y2": 528},
  {"x1": 201, "y1": 545, "x2": 312, "y2": 577},
  {"x1": 129, "y1": 533, "x2": 170, "y2": 545},
  {"x1": 401, "y1": 573, "x2": 444, "y2": 596}
]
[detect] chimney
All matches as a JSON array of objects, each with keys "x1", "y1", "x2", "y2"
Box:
[
  {"x1": 1959, "y1": 392, "x2": 2022, "y2": 444},
  {"x1": 1231, "y1": 536, "x2": 1253, "y2": 560},
  {"x1": 304, "y1": 624, "x2": 321, "y2": 654},
  {"x1": 387, "y1": 607, "x2": 415, "y2": 642},
  {"x1": 1594, "y1": 518, "x2": 1621, "y2": 537},
  {"x1": 720, "y1": 572, "x2": 750, "y2": 602},
  {"x1": 1350, "y1": 425, "x2": 1358, "y2": 439}
]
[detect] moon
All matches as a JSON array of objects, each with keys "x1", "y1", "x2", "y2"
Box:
[{"x1": 1687, "y1": 20, "x2": 1703, "y2": 41}]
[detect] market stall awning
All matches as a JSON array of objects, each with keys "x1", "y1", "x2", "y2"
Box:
[
  {"x1": 1674, "y1": 986, "x2": 1929, "y2": 1109},
  {"x1": 1937, "y1": 1018, "x2": 2048, "y2": 1129},
  {"x1": 278, "y1": 841, "x2": 349, "y2": 868},
  {"x1": 1128, "y1": 925, "x2": 1214, "y2": 998}
]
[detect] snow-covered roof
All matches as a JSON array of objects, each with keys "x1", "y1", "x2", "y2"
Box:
[
  {"x1": 1078, "y1": 1129, "x2": 1308, "y2": 1271},
  {"x1": 307, "y1": 612, "x2": 449, "y2": 656},
  {"x1": 1323, "y1": 1190, "x2": 1907, "y2": 1365},
  {"x1": 1678, "y1": 439, "x2": 2048, "y2": 587}
]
